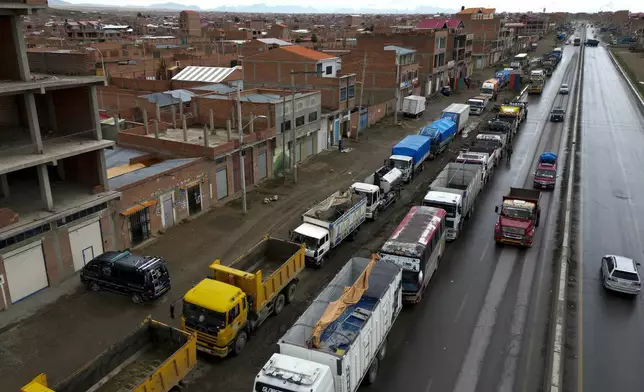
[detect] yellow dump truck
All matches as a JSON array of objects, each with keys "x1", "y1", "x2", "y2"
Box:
[
  {"x1": 21, "y1": 318, "x2": 196, "y2": 392},
  {"x1": 174, "y1": 235, "x2": 305, "y2": 358}
]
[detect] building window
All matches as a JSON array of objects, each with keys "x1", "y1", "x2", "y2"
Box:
[
  {"x1": 326, "y1": 65, "x2": 333, "y2": 75},
  {"x1": 56, "y1": 203, "x2": 108, "y2": 227},
  {"x1": 296, "y1": 116, "x2": 305, "y2": 126},
  {"x1": 340, "y1": 87, "x2": 347, "y2": 101},
  {"x1": 308, "y1": 111, "x2": 318, "y2": 122},
  {"x1": 0, "y1": 223, "x2": 51, "y2": 251},
  {"x1": 316, "y1": 63, "x2": 323, "y2": 74},
  {"x1": 281, "y1": 120, "x2": 291, "y2": 132},
  {"x1": 348, "y1": 85, "x2": 355, "y2": 99},
  {"x1": 129, "y1": 207, "x2": 151, "y2": 245}
]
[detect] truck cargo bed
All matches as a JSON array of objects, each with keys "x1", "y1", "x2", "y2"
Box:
[
  {"x1": 505, "y1": 187, "x2": 541, "y2": 203},
  {"x1": 304, "y1": 190, "x2": 363, "y2": 223},
  {"x1": 54, "y1": 319, "x2": 195, "y2": 392},
  {"x1": 233, "y1": 238, "x2": 302, "y2": 281}
]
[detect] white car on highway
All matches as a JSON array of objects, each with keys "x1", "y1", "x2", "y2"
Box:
[
  {"x1": 601, "y1": 255, "x2": 642, "y2": 295},
  {"x1": 559, "y1": 84, "x2": 570, "y2": 94}
]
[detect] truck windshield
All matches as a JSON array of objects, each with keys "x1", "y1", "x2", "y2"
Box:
[
  {"x1": 183, "y1": 301, "x2": 226, "y2": 330},
  {"x1": 502, "y1": 206, "x2": 533, "y2": 220},
  {"x1": 481, "y1": 87, "x2": 494, "y2": 95},
  {"x1": 423, "y1": 201, "x2": 456, "y2": 217},
  {"x1": 469, "y1": 101, "x2": 483, "y2": 107},
  {"x1": 291, "y1": 232, "x2": 319, "y2": 249},
  {"x1": 402, "y1": 271, "x2": 420, "y2": 292},
  {"x1": 392, "y1": 159, "x2": 408, "y2": 170},
  {"x1": 536, "y1": 169, "x2": 556, "y2": 178},
  {"x1": 353, "y1": 190, "x2": 375, "y2": 206}
]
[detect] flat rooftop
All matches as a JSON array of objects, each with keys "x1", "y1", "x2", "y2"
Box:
[
  {"x1": 0, "y1": 133, "x2": 115, "y2": 175},
  {"x1": 0, "y1": 74, "x2": 105, "y2": 96},
  {"x1": 147, "y1": 127, "x2": 239, "y2": 148}
]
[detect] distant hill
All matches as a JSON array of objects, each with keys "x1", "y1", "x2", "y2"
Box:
[
  {"x1": 146, "y1": 2, "x2": 201, "y2": 11},
  {"x1": 48, "y1": 0, "x2": 71, "y2": 5}
]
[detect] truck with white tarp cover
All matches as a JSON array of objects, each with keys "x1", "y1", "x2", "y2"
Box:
[{"x1": 253, "y1": 256, "x2": 402, "y2": 392}]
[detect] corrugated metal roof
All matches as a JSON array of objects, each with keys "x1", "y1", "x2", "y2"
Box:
[
  {"x1": 192, "y1": 83, "x2": 237, "y2": 94},
  {"x1": 163, "y1": 89, "x2": 195, "y2": 103},
  {"x1": 140, "y1": 92, "x2": 182, "y2": 108},
  {"x1": 105, "y1": 146, "x2": 148, "y2": 169},
  {"x1": 384, "y1": 45, "x2": 416, "y2": 56},
  {"x1": 108, "y1": 158, "x2": 199, "y2": 190},
  {"x1": 257, "y1": 38, "x2": 292, "y2": 46},
  {"x1": 171, "y1": 66, "x2": 237, "y2": 83}
]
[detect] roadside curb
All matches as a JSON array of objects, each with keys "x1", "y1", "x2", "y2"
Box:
[
  {"x1": 546, "y1": 30, "x2": 584, "y2": 392},
  {"x1": 606, "y1": 47, "x2": 644, "y2": 112}
]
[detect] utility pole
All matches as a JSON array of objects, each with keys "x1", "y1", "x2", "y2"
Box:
[
  {"x1": 290, "y1": 70, "x2": 297, "y2": 183},
  {"x1": 356, "y1": 51, "x2": 368, "y2": 141},
  {"x1": 281, "y1": 94, "x2": 287, "y2": 178},
  {"x1": 394, "y1": 56, "x2": 401, "y2": 125},
  {"x1": 236, "y1": 83, "x2": 247, "y2": 214}
]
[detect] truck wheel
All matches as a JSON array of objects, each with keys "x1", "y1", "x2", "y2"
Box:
[
  {"x1": 131, "y1": 293, "x2": 143, "y2": 304},
  {"x1": 365, "y1": 357, "x2": 379, "y2": 385},
  {"x1": 285, "y1": 282, "x2": 297, "y2": 304},
  {"x1": 373, "y1": 209, "x2": 379, "y2": 221},
  {"x1": 378, "y1": 339, "x2": 387, "y2": 361},
  {"x1": 233, "y1": 331, "x2": 247, "y2": 356},
  {"x1": 89, "y1": 282, "x2": 100, "y2": 292},
  {"x1": 274, "y1": 293, "x2": 286, "y2": 315}
]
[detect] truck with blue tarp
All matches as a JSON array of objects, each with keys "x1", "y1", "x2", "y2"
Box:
[
  {"x1": 254, "y1": 256, "x2": 402, "y2": 392},
  {"x1": 495, "y1": 69, "x2": 511, "y2": 87},
  {"x1": 419, "y1": 118, "x2": 457, "y2": 159},
  {"x1": 387, "y1": 135, "x2": 431, "y2": 183}
]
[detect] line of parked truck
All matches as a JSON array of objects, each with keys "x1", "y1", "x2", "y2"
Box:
[{"x1": 20, "y1": 88, "x2": 545, "y2": 392}]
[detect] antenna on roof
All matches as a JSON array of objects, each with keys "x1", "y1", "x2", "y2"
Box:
[{"x1": 461, "y1": 6, "x2": 465, "y2": 11}]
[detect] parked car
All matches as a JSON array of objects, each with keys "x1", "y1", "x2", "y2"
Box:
[
  {"x1": 601, "y1": 255, "x2": 641, "y2": 296},
  {"x1": 559, "y1": 83, "x2": 570, "y2": 94},
  {"x1": 80, "y1": 250, "x2": 171, "y2": 303},
  {"x1": 550, "y1": 107, "x2": 565, "y2": 122}
]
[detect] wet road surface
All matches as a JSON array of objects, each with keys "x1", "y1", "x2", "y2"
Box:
[
  {"x1": 368, "y1": 46, "x2": 581, "y2": 392},
  {"x1": 579, "y1": 29, "x2": 644, "y2": 392}
]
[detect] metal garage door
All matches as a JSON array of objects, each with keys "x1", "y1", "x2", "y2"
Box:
[
  {"x1": 216, "y1": 167, "x2": 228, "y2": 200},
  {"x1": 233, "y1": 150, "x2": 254, "y2": 193},
  {"x1": 306, "y1": 136, "x2": 313, "y2": 158},
  {"x1": 3, "y1": 242, "x2": 48, "y2": 303},
  {"x1": 69, "y1": 220, "x2": 104, "y2": 272},
  {"x1": 258, "y1": 150, "x2": 267, "y2": 179}
]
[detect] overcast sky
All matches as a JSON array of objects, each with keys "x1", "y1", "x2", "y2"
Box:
[{"x1": 63, "y1": 0, "x2": 641, "y2": 13}]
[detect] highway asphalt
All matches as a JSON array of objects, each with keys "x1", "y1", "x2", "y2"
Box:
[
  {"x1": 579, "y1": 28, "x2": 644, "y2": 392},
  {"x1": 367, "y1": 46, "x2": 581, "y2": 392}
]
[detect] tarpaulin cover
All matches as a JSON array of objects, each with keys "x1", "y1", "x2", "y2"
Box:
[
  {"x1": 391, "y1": 135, "x2": 431, "y2": 164},
  {"x1": 540, "y1": 152, "x2": 558, "y2": 164},
  {"x1": 419, "y1": 118, "x2": 457, "y2": 143},
  {"x1": 311, "y1": 255, "x2": 377, "y2": 348}
]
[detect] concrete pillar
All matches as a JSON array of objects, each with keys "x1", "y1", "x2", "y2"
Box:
[
  {"x1": 0, "y1": 174, "x2": 9, "y2": 198},
  {"x1": 142, "y1": 109, "x2": 149, "y2": 134},
  {"x1": 96, "y1": 150, "x2": 109, "y2": 192},
  {"x1": 37, "y1": 164, "x2": 54, "y2": 212},
  {"x1": 24, "y1": 92, "x2": 43, "y2": 154},
  {"x1": 89, "y1": 86, "x2": 103, "y2": 140},
  {"x1": 154, "y1": 120, "x2": 159, "y2": 139},
  {"x1": 46, "y1": 93, "x2": 58, "y2": 133},
  {"x1": 209, "y1": 109, "x2": 214, "y2": 133},
  {"x1": 171, "y1": 105, "x2": 177, "y2": 128},
  {"x1": 56, "y1": 159, "x2": 65, "y2": 181},
  {"x1": 182, "y1": 115, "x2": 188, "y2": 142},
  {"x1": 226, "y1": 119, "x2": 232, "y2": 141},
  {"x1": 179, "y1": 102, "x2": 184, "y2": 118},
  {"x1": 194, "y1": 101, "x2": 199, "y2": 120},
  {"x1": 155, "y1": 103, "x2": 161, "y2": 122},
  {"x1": 249, "y1": 113, "x2": 254, "y2": 134},
  {"x1": 203, "y1": 125, "x2": 209, "y2": 150},
  {"x1": 10, "y1": 15, "x2": 31, "y2": 81}
]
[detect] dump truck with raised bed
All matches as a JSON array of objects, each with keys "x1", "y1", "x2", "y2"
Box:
[
  {"x1": 173, "y1": 235, "x2": 305, "y2": 357},
  {"x1": 21, "y1": 317, "x2": 196, "y2": 392},
  {"x1": 291, "y1": 188, "x2": 367, "y2": 267},
  {"x1": 494, "y1": 188, "x2": 542, "y2": 247},
  {"x1": 253, "y1": 256, "x2": 402, "y2": 392}
]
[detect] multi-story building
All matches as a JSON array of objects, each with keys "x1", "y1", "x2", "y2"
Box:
[
  {"x1": 356, "y1": 30, "x2": 449, "y2": 96},
  {"x1": 0, "y1": 0, "x2": 119, "y2": 310},
  {"x1": 242, "y1": 45, "x2": 356, "y2": 146},
  {"x1": 455, "y1": 7, "x2": 503, "y2": 70},
  {"x1": 344, "y1": 15, "x2": 362, "y2": 27},
  {"x1": 517, "y1": 14, "x2": 550, "y2": 36},
  {"x1": 179, "y1": 10, "x2": 201, "y2": 43}
]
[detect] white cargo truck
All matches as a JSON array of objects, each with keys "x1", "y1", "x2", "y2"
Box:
[
  {"x1": 422, "y1": 162, "x2": 483, "y2": 240},
  {"x1": 401, "y1": 95, "x2": 427, "y2": 117},
  {"x1": 290, "y1": 189, "x2": 367, "y2": 267},
  {"x1": 351, "y1": 166, "x2": 403, "y2": 221},
  {"x1": 441, "y1": 103, "x2": 470, "y2": 134},
  {"x1": 456, "y1": 151, "x2": 495, "y2": 185},
  {"x1": 254, "y1": 257, "x2": 403, "y2": 392}
]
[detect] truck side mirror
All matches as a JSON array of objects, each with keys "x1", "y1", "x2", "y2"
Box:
[
  {"x1": 495, "y1": 206, "x2": 499, "y2": 213},
  {"x1": 458, "y1": 206, "x2": 462, "y2": 215},
  {"x1": 170, "y1": 303, "x2": 176, "y2": 319}
]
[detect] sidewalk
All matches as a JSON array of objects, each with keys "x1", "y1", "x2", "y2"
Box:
[{"x1": 0, "y1": 61, "x2": 522, "y2": 390}]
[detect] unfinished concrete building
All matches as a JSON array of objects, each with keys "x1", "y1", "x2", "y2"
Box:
[{"x1": 0, "y1": 0, "x2": 119, "y2": 310}]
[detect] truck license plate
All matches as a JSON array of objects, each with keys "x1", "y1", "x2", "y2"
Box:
[{"x1": 542, "y1": 185, "x2": 547, "y2": 189}]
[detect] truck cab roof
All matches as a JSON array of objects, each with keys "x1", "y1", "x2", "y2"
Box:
[
  {"x1": 256, "y1": 353, "x2": 331, "y2": 392},
  {"x1": 351, "y1": 182, "x2": 380, "y2": 194},
  {"x1": 390, "y1": 154, "x2": 413, "y2": 162},
  {"x1": 184, "y1": 278, "x2": 243, "y2": 313},
  {"x1": 424, "y1": 190, "x2": 462, "y2": 204},
  {"x1": 294, "y1": 222, "x2": 328, "y2": 240}
]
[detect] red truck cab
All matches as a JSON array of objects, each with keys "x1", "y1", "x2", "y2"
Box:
[
  {"x1": 533, "y1": 152, "x2": 558, "y2": 189},
  {"x1": 494, "y1": 188, "x2": 541, "y2": 247}
]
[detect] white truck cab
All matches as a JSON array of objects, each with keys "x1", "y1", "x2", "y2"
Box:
[
  {"x1": 457, "y1": 152, "x2": 493, "y2": 184},
  {"x1": 351, "y1": 183, "x2": 380, "y2": 219},
  {"x1": 255, "y1": 353, "x2": 335, "y2": 392},
  {"x1": 387, "y1": 155, "x2": 413, "y2": 182},
  {"x1": 423, "y1": 191, "x2": 463, "y2": 240},
  {"x1": 291, "y1": 223, "x2": 330, "y2": 262}
]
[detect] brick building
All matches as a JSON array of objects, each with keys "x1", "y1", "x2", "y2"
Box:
[
  {"x1": 356, "y1": 30, "x2": 449, "y2": 96},
  {"x1": 242, "y1": 45, "x2": 356, "y2": 146},
  {"x1": 454, "y1": 7, "x2": 503, "y2": 70},
  {"x1": 179, "y1": 10, "x2": 201, "y2": 43},
  {"x1": 0, "y1": 0, "x2": 120, "y2": 310}
]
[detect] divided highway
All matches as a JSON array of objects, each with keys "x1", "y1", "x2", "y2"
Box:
[
  {"x1": 578, "y1": 28, "x2": 644, "y2": 392},
  {"x1": 364, "y1": 44, "x2": 582, "y2": 392}
]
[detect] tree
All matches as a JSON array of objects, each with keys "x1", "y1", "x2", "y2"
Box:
[
  {"x1": 137, "y1": 12, "x2": 143, "y2": 17},
  {"x1": 234, "y1": 16, "x2": 240, "y2": 23},
  {"x1": 295, "y1": 37, "x2": 302, "y2": 43},
  {"x1": 310, "y1": 34, "x2": 318, "y2": 43}
]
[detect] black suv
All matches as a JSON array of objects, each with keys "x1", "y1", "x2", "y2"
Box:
[
  {"x1": 80, "y1": 251, "x2": 171, "y2": 303},
  {"x1": 550, "y1": 107, "x2": 565, "y2": 122}
]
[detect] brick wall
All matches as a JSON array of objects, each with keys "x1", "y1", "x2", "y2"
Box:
[
  {"x1": 49, "y1": 87, "x2": 94, "y2": 137},
  {"x1": 27, "y1": 51, "x2": 95, "y2": 76},
  {"x1": 62, "y1": 150, "x2": 101, "y2": 188},
  {"x1": 0, "y1": 16, "x2": 22, "y2": 81}
]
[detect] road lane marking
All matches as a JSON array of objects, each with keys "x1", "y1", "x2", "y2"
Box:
[
  {"x1": 453, "y1": 293, "x2": 470, "y2": 324},
  {"x1": 452, "y1": 249, "x2": 517, "y2": 392},
  {"x1": 425, "y1": 378, "x2": 434, "y2": 392},
  {"x1": 478, "y1": 242, "x2": 490, "y2": 263}
]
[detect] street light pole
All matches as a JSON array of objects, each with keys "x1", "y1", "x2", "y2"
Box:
[
  {"x1": 237, "y1": 83, "x2": 247, "y2": 214},
  {"x1": 394, "y1": 56, "x2": 400, "y2": 124},
  {"x1": 290, "y1": 70, "x2": 297, "y2": 183}
]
